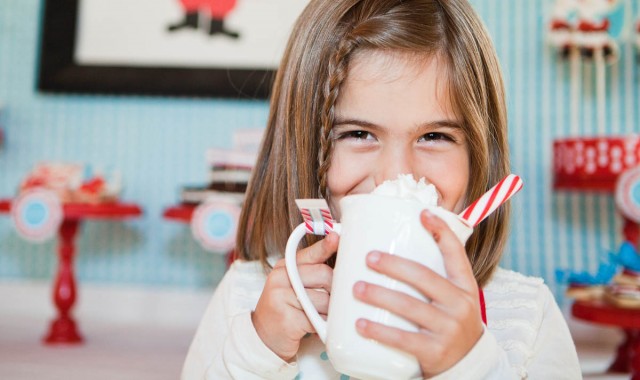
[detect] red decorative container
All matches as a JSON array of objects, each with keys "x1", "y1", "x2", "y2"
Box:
[{"x1": 553, "y1": 136, "x2": 640, "y2": 192}]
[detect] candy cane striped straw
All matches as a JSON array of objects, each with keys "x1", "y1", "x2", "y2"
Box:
[
  {"x1": 295, "y1": 199, "x2": 335, "y2": 235},
  {"x1": 460, "y1": 174, "x2": 523, "y2": 227}
]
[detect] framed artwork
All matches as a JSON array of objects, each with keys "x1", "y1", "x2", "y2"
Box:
[{"x1": 37, "y1": 0, "x2": 308, "y2": 99}]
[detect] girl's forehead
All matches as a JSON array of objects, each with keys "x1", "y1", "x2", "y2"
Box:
[
  {"x1": 343, "y1": 50, "x2": 459, "y2": 119},
  {"x1": 347, "y1": 50, "x2": 450, "y2": 91}
]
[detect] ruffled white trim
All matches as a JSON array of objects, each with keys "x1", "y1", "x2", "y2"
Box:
[
  {"x1": 483, "y1": 268, "x2": 548, "y2": 376},
  {"x1": 489, "y1": 319, "x2": 537, "y2": 338}
]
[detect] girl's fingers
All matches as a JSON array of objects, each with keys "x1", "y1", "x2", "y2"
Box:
[
  {"x1": 355, "y1": 318, "x2": 435, "y2": 359},
  {"x1": 274, "y1": 232, "x2": 339, "y2": 269},
  {"x1": 356, "y1": 315, "x2": 482, "y2": 376},
  {"x1": 353, "y1": 281, "x2": 446, "y2": 329},
  {"x1": 364, "y1": 251, "x2": 465, "y2": 307},
  {"x1": 274, "y1": 280, "x2": 330, "y2": 316},
  {"x1": 268, "y1": 264, "x2": 333, "y2": 293},
  {"x1": 419, "y1": 210, "x2": 477, "y2": 292},
  {"x1": 297, "y1": 231, "x2": 339, "y2": 265},
  {"x1": 257, "y1": 287, "x2": 312, "y2": 327},
  {"x1": 253, "y1": 232, "x2": 338, "y2": 361},
  {"x1": 306, "y1": 288, "x2": 330, "y2": 315}
]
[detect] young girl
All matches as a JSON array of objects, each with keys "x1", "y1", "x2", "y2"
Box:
[{"x1": 182, "y1": 0, "x2": 581, "y2": 378}]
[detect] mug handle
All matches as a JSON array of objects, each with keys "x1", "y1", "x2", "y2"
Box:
[{"x1": 284, "y1": 222, "x2": 341, "y2": 343}]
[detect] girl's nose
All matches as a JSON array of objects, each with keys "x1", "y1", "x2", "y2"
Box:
[{"x1": 375, "y1": 146, "x2": 415, "y2": 186}]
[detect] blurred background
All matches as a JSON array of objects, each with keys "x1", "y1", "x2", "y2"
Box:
[{"x1": 1, "y1": 0, "x2": 639, "y2": 379}]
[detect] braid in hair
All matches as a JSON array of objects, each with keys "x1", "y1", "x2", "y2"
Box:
[{"x1": 317, "y1": 36, "x2": 360, "y2": 197}]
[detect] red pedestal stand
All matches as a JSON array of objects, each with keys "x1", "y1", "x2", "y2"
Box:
[
  {"x1": 572, "y1": 300, "x2": 640, "y2": 379},
  {"x1": 163, "y1": 204, "x2": 196, "y2": 223},
  {"x1": 0, "y1": 199, "x2": 142, "y2": 344},
  {"x1": 45, "y1": 219, "x2": 82, "y2": 343},
  {"x1": 162, "y1": 204, "x2": 236, "y2": 266},
  {"x1": 554, "y1": 136, "x2": 640, "y2": 377}
]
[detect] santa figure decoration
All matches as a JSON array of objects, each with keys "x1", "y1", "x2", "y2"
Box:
[
  {"x1": 547, "y1": 0, "x2": 625, "y2": 63},
  {"x1": 548, "y1": 0, "x2": 579, "y2": 59},
  {"x1": 168, "y1": 0, "x2": 239, "y2": 38},
  {"x1": 574, "y1": 0, "x2": 623, "y2": 63}
]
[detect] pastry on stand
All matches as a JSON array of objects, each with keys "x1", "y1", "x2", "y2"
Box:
[
  {"x1": 18, "y1": 162, "x2": 121, "y2": 204},
  {"x1": 165, "y1": 129, "x2": 263, "y2": 258},
  {"x1": 556, "y1": 261, "x2": 616, "y2": 301},
  {"x1": 603, "y1": 283, "x2": 640, "y2": 308},
  {"x1": 566, "y1": 282, "x2": 606, "y2": 301},
  {"x1": 0, "y1": 163, "x2": 140, "y2": 345},
  {"x1": 604, "y1": 242, "x2": 640, "y2": 309}
]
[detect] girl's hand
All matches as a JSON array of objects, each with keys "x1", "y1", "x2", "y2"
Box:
[
  {"x1": 252, "y1": 232, "x2": 338, "y2": 362},
  {"x1": 352, "y1": 210, "x2": 483, "y2": 378}
]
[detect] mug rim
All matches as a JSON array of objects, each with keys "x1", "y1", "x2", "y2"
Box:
[{"x1": 339, "y1": 193, "x2": 474, "y2": 242}]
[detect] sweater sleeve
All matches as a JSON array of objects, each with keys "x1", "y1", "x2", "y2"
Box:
[
  {"x1": 523, "y1": 285, "x2": 582, "y2": 379},
  {"x1": 181, "y1": 261, "x2": 300, "y2": 380},
  {"x1": 427, "y1": 327, "x2": 519, "y2": 379}
]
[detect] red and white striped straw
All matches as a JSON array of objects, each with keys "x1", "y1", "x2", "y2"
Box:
[
  {"x1": 460, "y1": 174, "x2": 523, "y2": 227},
  {"x1": 295, "y1": 199, "x2": 335, "y2": 235}
]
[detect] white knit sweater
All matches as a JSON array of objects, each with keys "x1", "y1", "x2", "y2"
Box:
[{"x1": 182, "y1": 261, "x2": 581, "y2": 379}]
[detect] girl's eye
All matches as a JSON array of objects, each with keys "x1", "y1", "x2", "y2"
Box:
[
  {"x1": 419, "y1": 132, "x2": 453, "y2": 142},
  {"x1": 339, "y1": 130, "x2": 375, "y2": 141}
]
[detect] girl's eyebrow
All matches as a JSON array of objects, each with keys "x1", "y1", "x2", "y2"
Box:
[
  {"x1": 417, "y1": 120, "x2": 464, "y2": 131},
  {"x1": 334, "y1": 117, "x2": 463, "y2": 131},
  {"x1": 333, "y1": 118, "x2": 379, "y2": 128}
]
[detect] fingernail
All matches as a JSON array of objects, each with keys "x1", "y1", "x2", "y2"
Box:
[
  {"x1": 422, "y1": 209, "x2": 434, "y2": 219},
  {"x1": 353, "y1": 281, "x2": 366, "y2": 296},
  {"x1": 367, "y1": 251, "x2": 381, "y2": 265},
  {"x1": 356, "y1": 319, "x2": 367, "y2": 332},
  {"x1": 324, "y1": 232, "x2": 337, "y2": 245}
]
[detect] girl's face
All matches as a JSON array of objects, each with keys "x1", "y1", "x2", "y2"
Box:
[{"x1": 326, "y1": 51, "x2": 469, "y2": 220}]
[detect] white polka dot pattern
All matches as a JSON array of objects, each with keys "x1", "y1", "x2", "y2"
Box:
[{"x1": 553, "y1": 136, "x2": 640, "y2": 191}]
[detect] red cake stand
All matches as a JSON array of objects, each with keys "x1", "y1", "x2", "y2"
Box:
[
  {"x1": 162, "y1": 203, "x2": 236, "y2": 266},
  {"x1": 572, "y1": 300, "x2": 640, "y2": 378},
  {"x1": 0, "y1": 199, "x2": 142, "y2": 344},
  {"x1": 555, "y1": 135, "x2": 640, "y2": 377}
]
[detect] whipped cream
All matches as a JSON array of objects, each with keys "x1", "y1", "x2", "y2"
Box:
[{"x1": 371, "y1": 174, "x2": 439, "y2": 206}]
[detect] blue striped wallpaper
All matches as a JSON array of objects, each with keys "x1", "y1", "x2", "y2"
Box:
[
  {"x1": 474, "y1": 0, "x2": 640, "y2": 302},
  {"x1": 1, "y1": 0, "x2": 639, "y2": 300}
]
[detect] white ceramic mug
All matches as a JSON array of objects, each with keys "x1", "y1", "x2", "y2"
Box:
[{"x1": 285, "y1": 194, "x2": 473, "y2": 380}]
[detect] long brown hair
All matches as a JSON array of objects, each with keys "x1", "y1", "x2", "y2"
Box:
[{"x1": 235, "y1": 0, "x2": 510, "y2": 287}]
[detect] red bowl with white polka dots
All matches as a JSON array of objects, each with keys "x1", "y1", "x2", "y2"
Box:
[{"x1": 553, "y1": 136, "x2": 640, "y2": 192}]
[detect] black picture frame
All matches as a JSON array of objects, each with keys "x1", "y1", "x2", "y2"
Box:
[{"x1": 37, "y1": 0, "x2": 276, "y2": 99}]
